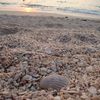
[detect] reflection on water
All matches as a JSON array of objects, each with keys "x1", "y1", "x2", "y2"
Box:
[{"x1": 0, "y1": 0, "x2": 100, "y2": 16}]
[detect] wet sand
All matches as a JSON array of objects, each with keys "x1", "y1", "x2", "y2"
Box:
[{"x1": 0, "y1": 11, "x2": 100, "y2": 100}]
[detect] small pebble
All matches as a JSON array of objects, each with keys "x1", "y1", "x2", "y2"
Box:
[
  {"x1": 86, "y1": 66, "x2": 94, "y2": 72},
  {"x1": 81, "y1": 93, "x2": 88, "y2": 99},
  {"x1": 50, "y1": 66, "x2": 57, "y2": 72},
  {"x1": 44, "y1": 47, "x2": 52, "y2": 55},
  {"x1": 22, "y1": 75, "x2": 33, "y2": 81},
  {"x1": 40, "y1": 67, "x2": 47, "y2": 75},
  {"x1": 52, "y1": 90, "x2": 58, "y2": 96},
  {"x1": 88, "y1": 86, "x2": 97, "y2": 95},
  {"x1": 67, "y1": 97, "x2": 74, "y2": 100},
  {"x1": 91, "y1": 95, "x2": 100, "y2": 100},
  {"x1": 54, "y1": 96, "x2": 61, "y2": 100},
  {"x1": 94, "y1": 78, "x2": 100, "y2": 89}
]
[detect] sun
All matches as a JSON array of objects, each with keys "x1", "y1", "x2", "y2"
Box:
[
  {"x1": 25, "y1": 7, "x2": 33, "y2": 12},
  {"x1": 24, "y1": 7, "x2": 37, "y2": 13}
]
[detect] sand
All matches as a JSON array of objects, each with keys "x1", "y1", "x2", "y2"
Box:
[{"x1": 0, "y1": 11, "x2": 100, "y2": 100}]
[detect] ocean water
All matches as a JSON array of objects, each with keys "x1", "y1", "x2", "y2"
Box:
[{"x1": 0, "y1": 0, "x2": 100, "y2": 16}]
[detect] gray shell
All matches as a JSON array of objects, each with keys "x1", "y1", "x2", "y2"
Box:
[{"x1": 40, "y1": 74, "x2": 67, "y2": 90}]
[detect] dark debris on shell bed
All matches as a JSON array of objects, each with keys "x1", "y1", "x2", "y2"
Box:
[{"x1": 0, "y1": 27, "x2": 19, "y2": 35}]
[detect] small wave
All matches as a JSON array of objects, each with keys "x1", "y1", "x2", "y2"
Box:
[
  {"x1": 24, "y1": 4, "x2": 56, "y2": 9},
  {"x1": 57, "y1": 7, "x2": 100, "y2": 15},
  {"x1": 96, "y1": 6, "x2": 100, "y2": 8},
  {"x1": 24, "y1": 4, "x2": 43, "y2": 7},
  {"x1": 0, "y1": 2, "x2": 17, "y2": 6}
]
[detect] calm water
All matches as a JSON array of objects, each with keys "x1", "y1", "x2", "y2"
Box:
[{"x1": 0, "y1": 0, "x2": 100, "y2": 16}]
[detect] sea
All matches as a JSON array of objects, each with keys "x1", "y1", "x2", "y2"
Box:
[{"x1": 0, "y1": 0, "x2": 100, "y2": 17}]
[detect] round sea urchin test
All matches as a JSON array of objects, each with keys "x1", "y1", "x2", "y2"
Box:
[{"x1": 40, "y1": 74, "x2": 67, "y2": 90}]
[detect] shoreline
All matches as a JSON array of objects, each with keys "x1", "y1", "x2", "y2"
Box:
[{"x1": 0, "y1": 10, "x2": 100, "y2": 20}]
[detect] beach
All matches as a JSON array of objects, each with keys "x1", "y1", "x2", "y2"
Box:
[{"x1": 0, "y1": 12, "x2": 100, "y2": 100}]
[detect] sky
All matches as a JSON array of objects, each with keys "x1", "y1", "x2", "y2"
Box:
[{"x1": 0, "y1": 0, "x2": 99, "y2": 5}]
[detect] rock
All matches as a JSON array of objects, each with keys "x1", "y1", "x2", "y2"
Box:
[
  {"x1": 31, "y1": 74, "x2": 39, "y2": 78},
  {"x1": 88, "y1": 86, "x2": 97, "y2": 95},
  {"x1": 97, "y1": 27, "x2": 100, "y2": 31},
  {"x1": 49, "y1": 61, "x2": 58, "y2": 72},
  {"x1": 20, "y1": 61, "x2": 28, "y2": 70},
  {"x1": 40, "y1": 67, "x2": 47, "y2": 75},
  {"x1": 94, "y1": 78, "x2": 100, "y2": 89},
  {"x1": 52, "y1": 90, "x2": 57, "y2": 96},
  {"x1": 13, "y1": 81, "x2": 19, "y2": 87},
  {"x1": 44, "y1": 47, "x2": 52, "y2": 55},
  {"x1": 7, "y1": 66, "x2": 16, "y2": 72},
  {"x1": 22, "y1": 75, "x2": 33, "y2": 81},
  {"x1": 81, "y1": 93, "x2": 88, "y2": 99},
  {"x1": 72, "y1": 58, "x2": 79, "y2": 63},
  {"x1": 84, "y1": 47, "x2": 96, "y2": 54},
  {"x1": 98, "y1": 89, "x2": 100, "y2": 93},
  {"x1": 50, "y1": 66, "x2": 57, "y2": 72},
  {"x1": 97, "y1": 44, "x2": 100, "y2": 50},
  {"x1": 74, "y1": 34, "x2": 98, "y2": 44},
  {"x1": 58, "y1": 35, "x2": 71, "y2": 43},
  {"x1": 86, "y1": 66, "x2": 94, "y2": 72},
  {"x1": 49, "y1": 61, "x2": 62, "y2": 72},
  {"x1": 47, "y1": 94, "x2": 54, "y2": 100},
  {"x1": 78, "y1": 61, "x2": 85, "y2": 66},
  {"x1": 47, "y1": 69, "x2": 52, "y2": 74},
  {"x1": 54, "y1": 96, "x2": 61, "y2": 100},
  {"x1": 0, "y1": 27, "x2": 19, "y2": 35},
  {"x1": 91, "y1": 95, "x2": 100, "y2": 100},
  {"x1": 67, "y1": 97, "x2": 74, "y2": 100},
  {"x1": 40, "y1": 74, "x2": 68, "y2": 91},
  {"x1": 65, "y1": 16, "x2": 68, "y2": 18},
  {"x1": 82, "y1": 19, "x2": 87, "y2": 21},
  {"x1": 14, "y1": 72, "x2": 22, "y2": 81}
]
